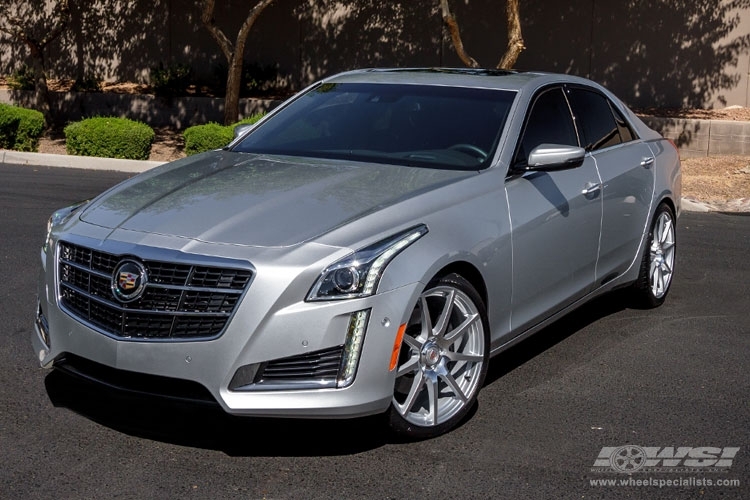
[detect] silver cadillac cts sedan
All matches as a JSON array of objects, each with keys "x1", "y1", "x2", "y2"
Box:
[{"x1": 34, "y1": 68, "x2": 681, "y2": 439}]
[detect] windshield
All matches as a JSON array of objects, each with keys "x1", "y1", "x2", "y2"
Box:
[{"x1": 232, "y1": 82, "x2": 516, "y2": 170}]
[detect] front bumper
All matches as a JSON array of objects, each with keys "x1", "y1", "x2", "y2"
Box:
[{"x1": 34, "y1": 234, "x2": 423, "y2": 419}]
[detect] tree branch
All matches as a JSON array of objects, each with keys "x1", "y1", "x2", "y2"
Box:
[
  {"x1": 497, "y1": 0, "x2": 525, "y2": 69},
  {"x1": 440, "y1": 0, "x2": 480, "y2": 68},
  {"x1": 200, "y1": 0, "x2": 234, "y2": 62}
]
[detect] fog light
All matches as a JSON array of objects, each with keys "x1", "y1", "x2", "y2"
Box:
[{"x1": 338, "y1": 309, "x2": 370, "y2": 388}]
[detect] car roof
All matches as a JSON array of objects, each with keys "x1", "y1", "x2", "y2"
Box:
[{"x1": 323, "y1": 67, "x2": 578, "y2": 92}]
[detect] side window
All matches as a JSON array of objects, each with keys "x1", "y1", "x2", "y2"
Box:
[
  {"x1": 567, "y1": 88, "x2": 622, "y2": 151},
  {"x1": 610, "y1": 103, "x2": 636, "y2": 142},
  {"x1": 514, "y1": 88, "x2": 578, "y2": 166}
]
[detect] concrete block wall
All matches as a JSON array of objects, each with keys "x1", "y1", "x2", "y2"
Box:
[{"x1": 640, "y1": 116, "x2": 750, "y2": 158}]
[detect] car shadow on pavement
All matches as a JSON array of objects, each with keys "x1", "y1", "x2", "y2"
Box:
[
  {"x1": 484, "y1": 289, "x2": 632, "y2": 386},
  {"x1": 44, "y1": 289, "x2": 634, "y2": 456},
  {"x1": 44, "y1": 370, "x2": 390, "y2": 456}
]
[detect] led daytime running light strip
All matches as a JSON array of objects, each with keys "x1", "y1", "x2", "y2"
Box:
[
  {"x1": 338, "y1": 309, "x2": 370, "y2": 388},
  {"x1": 362, "y1": 231, "x2": 425, "y2": 295}
]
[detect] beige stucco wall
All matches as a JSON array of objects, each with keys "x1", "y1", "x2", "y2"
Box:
[{"x1": 1, "y1": 0, "x2": 748, "y2": 109}]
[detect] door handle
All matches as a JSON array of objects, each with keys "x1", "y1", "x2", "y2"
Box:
[
  {"x1": 582, "y1": 182, "x2": 601, "y2": 196},
  {"x1": 640, "y1": 157, "x2": 655, "y2": 168}
]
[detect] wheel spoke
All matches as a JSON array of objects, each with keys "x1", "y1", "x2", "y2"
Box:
[
  {"x1": 402, "y1": 333, "x2": 423, "y2": 351},
  {"x1": 661, "y1": 261, "x2": 672, "y2": 275},
  {"x1": 432, "y1": 289, "x2": 454, "y2": 337},
  {"x1": 659, "y1": 219, "x2": 672, "y2": 244},
  {"x1": 424, "y1": 376, "x2": 439, "y2": 425},
  {"x1": 398, "y1": 370, "x2": 425, "y2": 416},
  {"x1": 440, "y1": 371, "x2": 468, "y2": 404},
  {"x1": 656, "y1": 268, "x2": 665, "y2": 294},
  {"x1": 651, "y1": 266, "x2": 660, "y2": 295},
  {"x1": 444, "y1": 351, "x2": 483, "y2": 363},
  {"x1": 442, "y1": 312, "x2": 478, "y2": 344},
  {"x1": 419, "y1": 295, "x2": 432, "y2": 341},
  {"x1": 396, "y1": 354, "x2": 420, "y2": 377}
]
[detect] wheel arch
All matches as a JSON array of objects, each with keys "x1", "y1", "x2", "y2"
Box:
[
  {"x1": 430, "y1": 261, "x2": 488, "y2": 312},
  {"x1": 656, "y1": 195, "x2": 676, "y2": 219}
]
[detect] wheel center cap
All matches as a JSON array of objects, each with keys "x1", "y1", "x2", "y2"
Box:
[{"x1": 421, "y1": 343, "x2": 442, "y2": 367}]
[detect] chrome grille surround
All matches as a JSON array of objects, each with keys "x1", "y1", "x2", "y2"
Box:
[{"x1": 57, "y1": 241, "x2": 253, "y2": 341}]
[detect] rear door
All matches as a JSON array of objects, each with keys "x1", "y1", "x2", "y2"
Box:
[{"x1": 566, "y1": 87, "x2": 655, "y2": 284}]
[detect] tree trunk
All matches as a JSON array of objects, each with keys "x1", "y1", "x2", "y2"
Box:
[
  {"x1": 201, "y1": 0, "x2": 275, "y2": 125},
  {"x1": 497, "y1": 0, "x2": 525, "y2": 69},
  {"x1": 224, "y1": 54, "x2": 244, "y2": 125},
  {"x1": 439, "y1": 0, "x2": 480, "y2": 68},
  {"x1": 27, "y1": 43, "x2": 52, "y2": 119}
]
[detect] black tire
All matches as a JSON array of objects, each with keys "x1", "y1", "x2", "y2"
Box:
[
  {"x1": 388, "y1": 273, "x2": 489, "y2": 439},
  {"x1": 632, "y1": 203, "x2": 676, "y2": 308}
]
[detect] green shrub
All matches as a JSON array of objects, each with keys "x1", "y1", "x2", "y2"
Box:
[
  {"x1": 183, "y1": 112, "x2": 265, "y2": 156},
  {"x1": 183, "y1": 123, "x2": 232, "y2": 156},
  {"x1": 150, "y1": 63, "x2": 192, "y2": 98},
  {"x1": 0, "y1": 103, "x2": 45, "y2": 152},
  {"x1": 64, "y1": 117, "x2": 154, "y2": 160},
  {"x1": 7, "y1": 65, "x2": 36, "y2": 91}
]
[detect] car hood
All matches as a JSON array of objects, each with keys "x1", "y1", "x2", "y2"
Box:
[{"x1": 79, "y1": 151, "x2": 473, "y2": 248}]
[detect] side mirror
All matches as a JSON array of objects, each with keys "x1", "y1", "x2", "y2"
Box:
[
  {"x1": 526, "y1": 144, "x2": 586, "y2": 171},
  {"x1": 233, "y1": 123, "x2": 256, "y2": 139}
]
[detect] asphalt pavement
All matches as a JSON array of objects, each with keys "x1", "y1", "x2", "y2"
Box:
[{"x1": 1, "y1": 163, "x2": 748, "y2": 499}]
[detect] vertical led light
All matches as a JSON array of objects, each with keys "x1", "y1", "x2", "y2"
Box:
[{"x1": 337, "y1": 309, "x2": 371, "y2": 388}]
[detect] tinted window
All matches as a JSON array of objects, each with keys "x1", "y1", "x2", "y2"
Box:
[
  {"x1": 610, "y1": 103, "x2": 636, "y2": 142},
  {"x1": 567, "y1": 88, "x2": 621, "y2": 151},
  {"x1": 233, "y1": 83, "x2": 516, "y2": 170},
  {"x1": 515, "y1": 88, "x2": 577, "y2": 166}
]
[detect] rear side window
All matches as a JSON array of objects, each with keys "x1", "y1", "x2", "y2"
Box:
[
  {"x1": 514, "y1": 88, "x2": 578, "y2": 166},
  {"x1": 567, "y1": 88, "x2": 623, "y2": 151},
  {"x1": 610, "y1": 103, "x2": 636, "y2": 142}
]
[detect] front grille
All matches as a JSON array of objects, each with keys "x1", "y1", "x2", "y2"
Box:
[{"x1": 58, "y1": 241, "x2": 252, "y2": 340}]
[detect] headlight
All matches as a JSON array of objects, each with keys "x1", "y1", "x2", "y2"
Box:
[
  {"x1": 307, "y1": 224, "x2": 428, "y2": 301},
  {"x1": 43, "y1": 200, "x2": 89, "y2": 253}
]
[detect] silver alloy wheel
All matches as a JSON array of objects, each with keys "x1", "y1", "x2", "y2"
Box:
[
  {"x1": 649, "y1": 210, "x2": 675, "y2": 299},
  {"x1": 392, "y1": 285, "x2": 486, "y2": 428}
]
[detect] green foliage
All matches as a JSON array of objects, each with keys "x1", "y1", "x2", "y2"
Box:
[
  {"x1": 64, "y1": 117, "x2": 155, "y2": 160},
  {"x1": 7, "y1": 65, "x2": 36, "y2": 91},
  {"x1": 150, "y1": 63, "x2": 192, "y2": 98},
  {"x1": 183, "y1": 112, "x2": 266, "y2": 156},
  {"x1": 0, "y1": 103, "x2": 45, "y2": 152},
  {"x1": 183, "y1": 123, "x2": 232, "y2": 156}
]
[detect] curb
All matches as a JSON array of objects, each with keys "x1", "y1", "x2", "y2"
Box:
[
  {"x1": 1, "y1": 150, "x2": 164, "y2": 173},
  {"x1": 2, "y1": 149, "x2": 746, "y2": 212}
]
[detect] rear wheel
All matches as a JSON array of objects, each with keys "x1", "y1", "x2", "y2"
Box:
[
  {"x1": 388, "y1": 274, "x2": 489, "y2": 439},
  {"x1": 633, "y1": 203, "x2": 676, "y2": 308}
]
